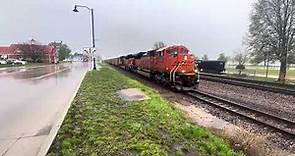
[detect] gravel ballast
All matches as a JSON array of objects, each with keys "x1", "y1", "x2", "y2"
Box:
[{"x1": 199, "y1": 80, "x2": 295, "y2": 122}]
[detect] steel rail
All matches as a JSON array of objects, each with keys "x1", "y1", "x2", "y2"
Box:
[
  {"x1": 200, "y1": 73, "x2": 295, "y2": 95},
  {"x1": 186, "y1": 89, "x2": 295, "y2": 137}
]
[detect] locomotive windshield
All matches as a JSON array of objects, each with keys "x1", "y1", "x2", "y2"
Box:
[
  {"x1": 168, "y1": 50, "x2": 178, "y2": 57},
  {"x1": 167, "y1": 48, "x2": 189, "y2": 57},
  {"x1": 180, "y1": 48, "x2": 188, "y2": 54}
]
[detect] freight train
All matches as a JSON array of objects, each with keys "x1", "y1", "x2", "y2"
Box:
[
  {"x1": 196, "y1": 60, "x2": 225, "y2": 74},
  {"x1": 105, "y1": 45, "x2": 199, "y2": 90}
]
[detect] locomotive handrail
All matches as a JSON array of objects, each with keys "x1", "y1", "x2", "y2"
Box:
[
  {"x1": 169, "y1": 63, "x2": 178, "y2": 82},
  {"x1": 172, "y1": 63, "x2": 181, "y2": 83}
]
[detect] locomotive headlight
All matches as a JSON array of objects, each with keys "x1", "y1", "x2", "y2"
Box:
[
  {"x1": 181, "y1": 70, "x2": 185, "y2": 73},
  {"x1": 184, "y1": 56, "x2": 187, "y2": 60},
  {"x1": 194, "y1": 69, "x2": 198, "y2": 73}
]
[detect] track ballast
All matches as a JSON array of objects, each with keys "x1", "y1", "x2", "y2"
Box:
[
  {"x1": 186, "y1": 89, "x2": 295, "y2": 137},
  {"x1": 200, "y1": 73, "x2": 295, "y2": 95}
]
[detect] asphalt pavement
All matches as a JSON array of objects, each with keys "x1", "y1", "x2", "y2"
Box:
[{"x1": 0, "y1": 62, "x2": 90, "y2": 155}]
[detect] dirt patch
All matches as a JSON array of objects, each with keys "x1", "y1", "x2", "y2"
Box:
[{"x1": 171, "y1": 98, "x2": 293, "y2": 156}]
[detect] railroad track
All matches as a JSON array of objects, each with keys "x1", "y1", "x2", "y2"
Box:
[
  {"x1": 200, "y1": 73, "x2": 295, "y2": 95},
  {"x1": 113, "y1": 66, "x2": 295, "y2": 137},
  {"x1": 186, "y1": 89, "x2": 295, "y2": 137}
]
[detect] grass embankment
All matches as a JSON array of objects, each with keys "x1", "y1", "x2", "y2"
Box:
[{"x1": 48, "y1": 66, "x2": 243, "y2": 156}]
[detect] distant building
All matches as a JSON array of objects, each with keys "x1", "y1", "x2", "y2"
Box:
[
  {"x1": 70, "y1": 53, "x2": 89, "y2": 62},
  {"x1": 0, "y1": 40, "x2": 58, "y2": 63}
]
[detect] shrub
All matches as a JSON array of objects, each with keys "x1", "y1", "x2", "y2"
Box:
[{"x1": 236, "y1": 65, "x2": 245, "y2": 75}]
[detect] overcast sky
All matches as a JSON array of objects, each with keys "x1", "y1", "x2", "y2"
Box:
[{"x1": 0, "y1": 0, "x2": 256, "y2": 59}]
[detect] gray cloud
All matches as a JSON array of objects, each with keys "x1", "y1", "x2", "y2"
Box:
[{"x1": 0, "y1": 0, "x2": 255, "y2": 59}]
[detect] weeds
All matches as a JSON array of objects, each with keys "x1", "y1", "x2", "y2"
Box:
[{"x1": 212, "y1": 128, "x2": 290, "y2": 156}]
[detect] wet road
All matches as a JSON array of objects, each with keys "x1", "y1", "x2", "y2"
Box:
[{"x1": 0, "y1": 62, "x2": 90, "y2": 155}]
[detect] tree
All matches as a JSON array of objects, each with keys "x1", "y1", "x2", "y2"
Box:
[
  {"x1": 233, "y1": 50, "x2": 248, "y2": 75},
  {"x1": 248, "y1": 0, "x2": 295, "y2": 83},
  {"x1": 234, "y1": 50, "x2": 248, "y2": 65},
  {"x1": 16, "y1": 44, "x2": 32, "y2": 60},
  {"x1": 217, "y1": 53, "x2": 228, "y2": 62},
  {"x1": 153, "y1": 41, "x2": 166, "y2": 49},
  {"x1": 203, "y1": 54, "x2": 209, "y2": 61},
  {"x1": 58, "y1": 44, "x2": 71, "y2": 61},
  {"x1": 249, "y1": 53, "x2": 266, "y2": 65},
  {"x1": 17, "y1": 43, "x2": 47, "y2": 62},
  {"x1": 288, "y1": 52, "x2": 295, "y2": 66}
]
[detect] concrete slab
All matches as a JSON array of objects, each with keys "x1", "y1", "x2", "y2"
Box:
[
  {"x1": 4, "y1": 135, "x2": 46, "y2": 156},
  {"x1": 118, "y1": 88, "x2": 150, "y2": 101}
]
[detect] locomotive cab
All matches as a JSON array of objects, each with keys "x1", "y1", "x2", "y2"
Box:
[
  {"x1": 163, "y1": 45, "x2": 199, "y2": 88},
  {"x1": 177, "y1": 48, "x2": 199, "y2": 87}
]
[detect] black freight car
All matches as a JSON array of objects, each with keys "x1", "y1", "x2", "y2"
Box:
[{"x1": 196, "y1": 60, "x2": 225, "y2": 74}]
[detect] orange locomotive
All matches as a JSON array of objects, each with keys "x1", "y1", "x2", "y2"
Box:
[{"x1": 106, "y1": 45, "x2": 199, "y2": 89}]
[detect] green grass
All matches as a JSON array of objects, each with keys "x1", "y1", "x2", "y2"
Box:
[
  {"x1": 0, "y1": 62, "x2": 49, "y2": 68},
  {"x1": 225, "y1": 69, "x2": 295, "y2": 84},
  {"x1": 48, "y1": 65, "x2": 244, "y2": 156},
  {"x1": 0, "y1": 64, "x2": 23, "y2": 68},
  {"x1": 226, "y1": 65, "x2": 295, "y2": 77},
  {"x1": 225, "y1": 65, "x2": 295, "y2": 84}
]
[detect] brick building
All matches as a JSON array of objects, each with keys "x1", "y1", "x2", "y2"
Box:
[{"x1": 0, "y1": 41, "x2": 58, "y2": 63}]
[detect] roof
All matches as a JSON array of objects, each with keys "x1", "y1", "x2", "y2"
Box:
[
  {"x1": 156, "y1": 44, "x2": 187, "y2": 52},
  {"x1": 0, "y1": 47, "x2": 11, "y2": 54},
  {"x1": 0, "y1": 44, "x2": 57, "y2": 55}
]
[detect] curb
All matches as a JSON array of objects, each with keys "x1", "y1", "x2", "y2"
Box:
[{"x1": 36, "y1": 70, "x2": 88, "y2": 156}]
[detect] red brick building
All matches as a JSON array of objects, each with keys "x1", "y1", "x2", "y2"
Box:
[{"x1": 0, "y1": 41, "x2": 58, "y2": 63}]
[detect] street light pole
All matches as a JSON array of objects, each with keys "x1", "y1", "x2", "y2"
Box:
[
  {"x1": 73, "y1": 5, "x2": 96, "y2": 70},
  {"x1": 90, "y1": 8, "x2": 96, "y2": 70}
]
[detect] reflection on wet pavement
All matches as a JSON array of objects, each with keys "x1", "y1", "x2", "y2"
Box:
[
  {"x1": 0, "y1": 64, "x2": 72, "y2": 80},
  {"x1": 0, "y1": 62, "x2": 90, "y2": 155}
]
